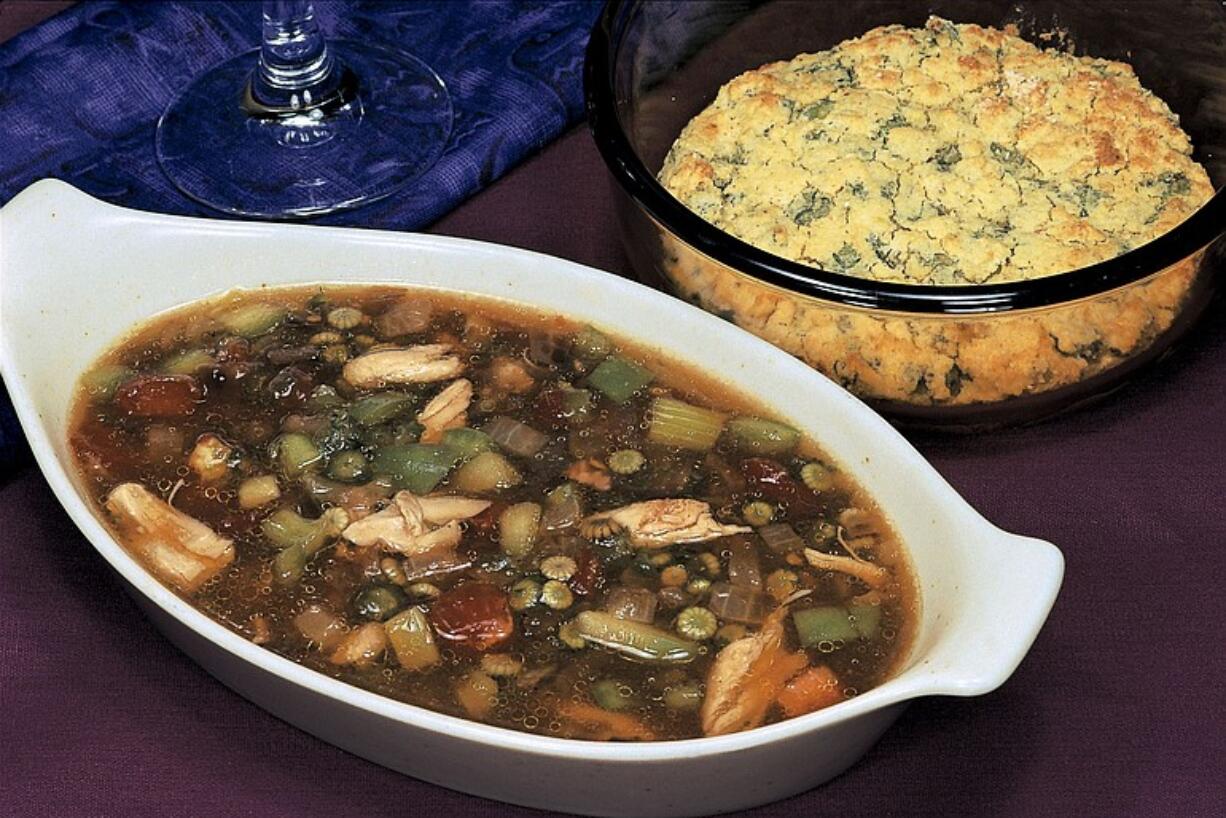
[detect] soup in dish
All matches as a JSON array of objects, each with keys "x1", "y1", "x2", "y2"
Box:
[{"x1": 69, "y1": 286, "x2": 917, "y2": 741}]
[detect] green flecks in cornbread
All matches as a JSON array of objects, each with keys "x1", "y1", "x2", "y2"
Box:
[{"x1": 659, "y1": 17, "x2": 1213, "y2": 286}]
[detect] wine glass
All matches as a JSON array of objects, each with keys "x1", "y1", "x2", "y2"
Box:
[{"x1": 155, "y1": 1, "x2": 452, "y2": 218}]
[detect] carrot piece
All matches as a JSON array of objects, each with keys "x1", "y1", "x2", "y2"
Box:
[
  {"x1": 557, "y1": 701, "x2": 655, "y2": 741},
  {"x1": 114, "y1": 374, "x2": 204, "y2": 417},
  {"x1": 777, "y1": 665, "x2": 844, "y2": 717}
]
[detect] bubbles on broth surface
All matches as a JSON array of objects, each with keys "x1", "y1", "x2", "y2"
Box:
[{"x1": 69, "y1": 284, "x2": 918, "y2": 741}]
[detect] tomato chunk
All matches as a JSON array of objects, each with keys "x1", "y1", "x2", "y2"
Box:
[
  {"x1": 740, "y1": 457, "x2": 821, "y2": 518},
  {"x1": 570, "y1": 547, "x2": 604, "y2": 596},
  {"x1": 429, "y1": 582, "x2": 514, "y2": 650},
  {"x1": 114, "y1": 374, "x2": 204, "y2": 418}
]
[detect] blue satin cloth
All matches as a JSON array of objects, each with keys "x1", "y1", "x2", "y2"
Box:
[{"x1": 0, "y1": 0, "x2": 601, "y2": 473}]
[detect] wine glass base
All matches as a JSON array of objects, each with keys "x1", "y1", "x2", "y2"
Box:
[{"x1": 156, "y1": 41, "x2": 452, "y2": 218}]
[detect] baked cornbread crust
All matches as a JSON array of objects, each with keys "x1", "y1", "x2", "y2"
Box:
[
  {"x1": 653, "y1": 17, "x2": 1215, "y2": 409},
  {"x1": 660, "y1": 17, "x2": 1213, "y2": 285}
]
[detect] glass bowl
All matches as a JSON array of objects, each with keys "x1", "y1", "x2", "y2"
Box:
[{"x1": 586, "y1": 0, "x2": 1226, "y2": 428}]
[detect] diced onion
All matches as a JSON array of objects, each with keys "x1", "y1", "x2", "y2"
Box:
[
  {"x1": 483, "y1": 416, "x2": 549, "y2": 458},
  {"x1": 603, "y1": 586, "x2": 658, "y2": 624}
]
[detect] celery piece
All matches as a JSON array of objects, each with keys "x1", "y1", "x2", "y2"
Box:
[
  {"x1": 589, "y1": 355, "x2": 654, "y2": 404},
  {"x1": 647, "y1": 397, "x2": 727, "y2": 451},
  {"x1": 498, "y1": 502, "x2": 542, "y2": 559},
  {"x1": 573, "y1": 610, "x2": 699, "y2": 663},
  {"x1": 726, "y1": 417, "x2": 801, "y2": 455},
  {"x1": 349, "y1": 392, "x2": 415, "y2": 427},
  {"x1": 793, "y1": 606, "x2": 858, "y2": 647},
  {"x1": 266, "y1": 508, "x2": 348, "y2": 584},
  {"x1": 218, "y1": 302, "x2": 286, "y2": 338},
  {"x1": 273, "y1": 543, "x2": 308, "y2": 584},
  {"x1": 450, "y1": 450, "x2": 522, "y2": 493},
  {"x1": 440, "y1": 427, "x2": 495, "y2": 461},
  {"x1": 369, "y1": 444, "x2": 460, "y2": 494},
  {"x1": 384, "y1": 607, "x2": 440, "y2": 671},
  {"x1": 573, "y1": 325, "x2": 612, "y2": 364},
  {"x1": 848, "y1": 603, "x2": 882, "y2": 639},
  {"x1": 261, "y1": 508, "x2": 331, "y2": 552},
  {"x1": 273, "y1": 433, "x2": 323, "y2": 478},
  {"x1": 160, "y1": 348, "x2": 216, "y2": 376},
  {"x1": 81, "y1": 364, "x2": 134, "y2": 400}
]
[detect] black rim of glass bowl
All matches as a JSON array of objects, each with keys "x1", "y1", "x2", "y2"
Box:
[{"x1": 584, "y1": 0, "x2": 1226, "y2": 315}]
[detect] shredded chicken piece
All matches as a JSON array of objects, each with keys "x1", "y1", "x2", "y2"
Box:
[
  {"x1": 342, "y1": 344, "x2": 464, "y2": 389},
  {"x1": 581, "y1": 499, "x2": 751, "y2": 548},
  {"x1": 249, "y1": 614, "x2": 272, "y2": 645},
  {"x1": 187, "y1": 433, "x2": 232, "y2": 483},
  {"x1": 566, "y1": 458, "x2": 612, "y2": 491},
  {"x1": 803, "y1": 548, "x2": 890, "y2": 589},
  {"x1": 328, "y1": 622, "x2": 387, "y2": 667},
  {"x1": 701, "y1": 593, "x2": 810, "y2": 736},
  {"x1": 488, "y1": 356, "x2": 536, "y2": 394},
  {"x1": 342, "y1": 490, "x2": 489, "y2": 555},
  {"x1": 417, "y1": 378, "x2": 473, "y2": 443},
  {"x1": 105, "y1": 482, "x2": 235, "y2": 592}
]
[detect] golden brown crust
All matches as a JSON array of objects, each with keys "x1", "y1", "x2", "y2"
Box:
[{"x1": 659, "y1": 17, "x2": 1213, "y2": 287}]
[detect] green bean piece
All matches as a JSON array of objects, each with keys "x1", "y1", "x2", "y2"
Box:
[
  {"x1": 793, "y1": 606, "x2": 859, "y2": 647},
  {"x1": 725, "y1": 417, "x2": 801, "y2": 455},
  {"x1": 218, "y1": 302, "x2": 286, "y2": 338},
  {"x1": 573, "y1": 611, "x2": 699, "y2": 663},
  {"x1": 327, "y1": 450, "x2": 368, "y2": 482},
  {"x1": 440, "y1": 427, "x2": 495, "y2": 461},
  {"x1": 587, "y1": 356, "x2": 654, "y2": 404},
  {"x1": 848, "y1": 603, "x2": 882, "y2": 639},
  {"x1": 349, "y1": 392, "x2": 416, "y2": 427}
]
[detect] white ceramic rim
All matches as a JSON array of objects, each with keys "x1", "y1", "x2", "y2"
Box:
[{"x1": 0, "y1": 180, "x2": 1063, "y2": 763}]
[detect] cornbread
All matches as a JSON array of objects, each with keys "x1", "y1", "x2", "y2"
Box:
[{"x1": 657, "y1": 17, "x2": 1215, "y2": 407}]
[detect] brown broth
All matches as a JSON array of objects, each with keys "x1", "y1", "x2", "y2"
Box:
[{"x1": 69, "y1": 285, "x2": 917, "y2": 741}]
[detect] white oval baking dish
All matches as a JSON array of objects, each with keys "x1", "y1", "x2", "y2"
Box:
[{"x1": 0, "y1": 180, "x2": 1063, "y2": 817}]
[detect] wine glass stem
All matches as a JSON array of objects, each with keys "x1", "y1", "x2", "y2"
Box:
[{"x1": 250, "y1": 0, "x2": 344, "y2": 111}]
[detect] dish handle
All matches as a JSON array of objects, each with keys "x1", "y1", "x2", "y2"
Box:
[{"x1": 918, "y1": 530, "x2": 1064, "y2": 697}]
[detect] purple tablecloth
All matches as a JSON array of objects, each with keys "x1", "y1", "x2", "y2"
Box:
[{"x1": 3, "y1": 4, "x2": 1225, "y2": 817}]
